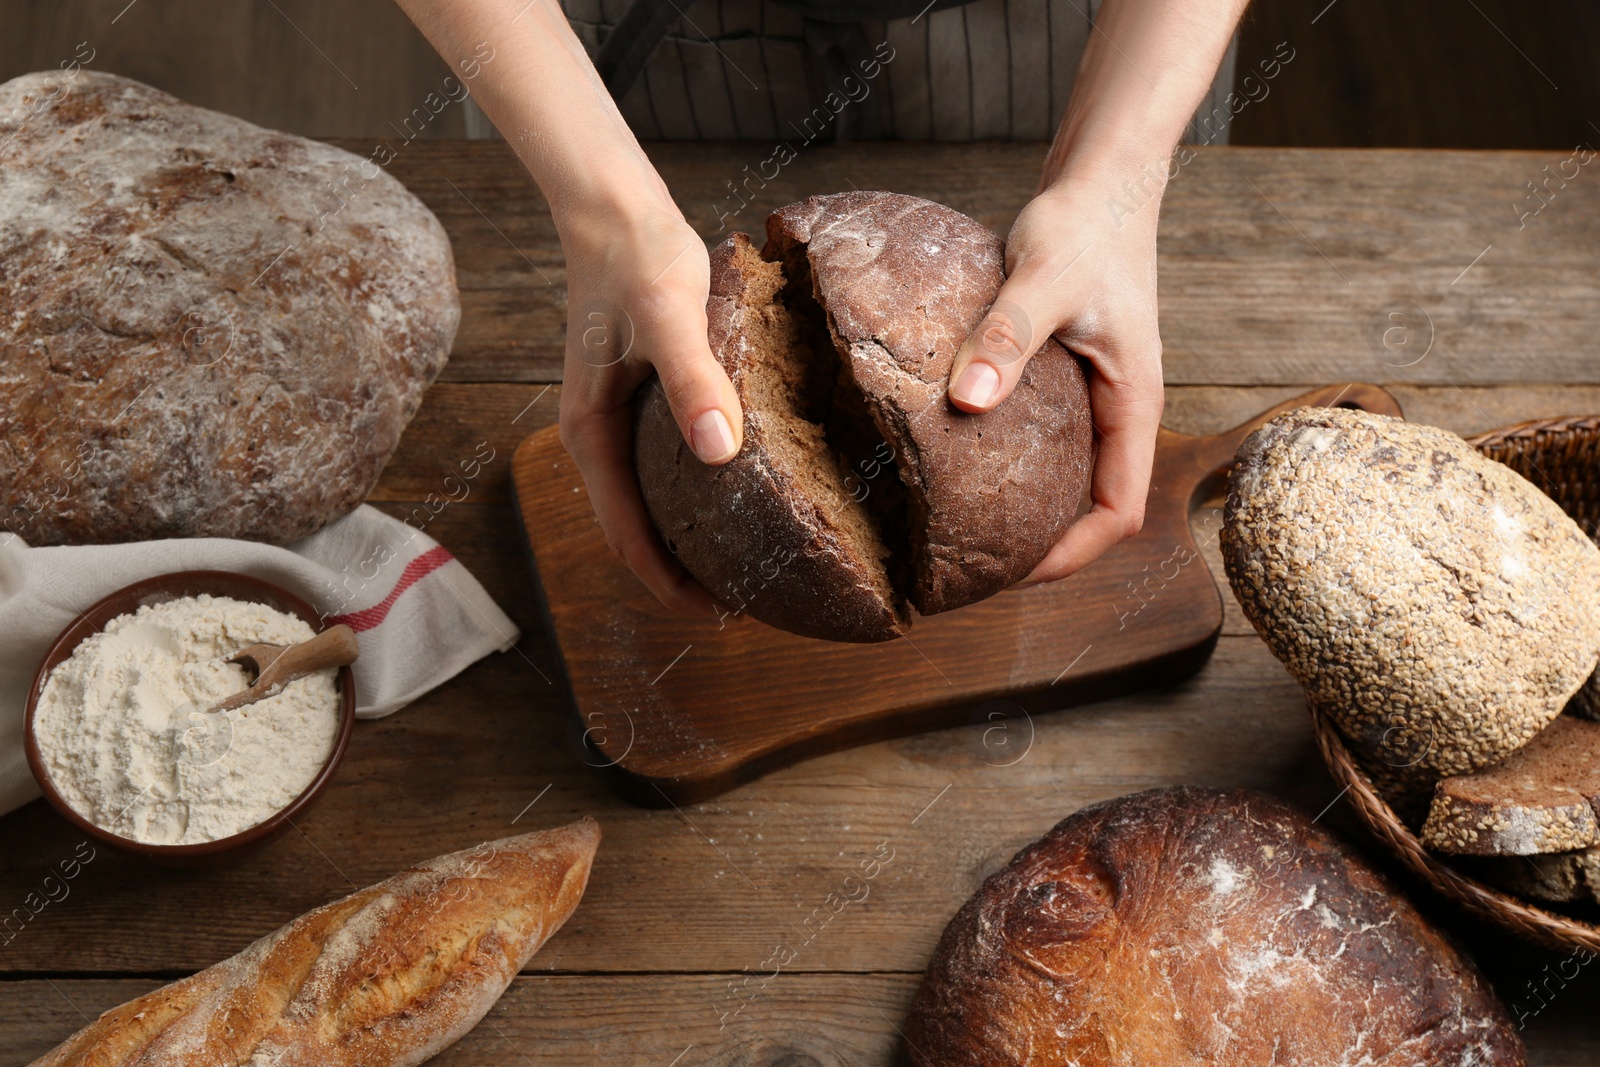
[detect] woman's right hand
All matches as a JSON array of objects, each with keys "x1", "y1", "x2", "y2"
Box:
[
  {"x1": 391, "y1": 0, "x2": 741, "y2": 616},
  {"x1": 556, "y1": 199, "x2": 742, "y2": 617}
]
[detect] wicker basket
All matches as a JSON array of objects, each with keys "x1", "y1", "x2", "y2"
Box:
[
  {"x1": 1471, "y1": 414, "x2": 1600, "y2": 541},
  {"x1": 1308, "y1": 414, "x2": 1600, "y2": 951}
]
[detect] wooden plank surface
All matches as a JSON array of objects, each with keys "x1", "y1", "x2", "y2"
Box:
[
  {"x1": 0, "y1": 626, "x2": 1324, "y2": 975},
  {"x1": 7, "y1": 143, "x2": 1600, "y2": 1062},
  {"x1": 7, "y1": 967, "x2": 1600, "y2": 1067},
  {"x1": 372, "y1": 141, "x2": 1600, "y2": 386},
  {"x1": 1233, "y1": 0, "x2": 1600, "y2": 150}
]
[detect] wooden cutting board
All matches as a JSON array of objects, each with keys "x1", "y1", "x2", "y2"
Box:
[{"x1": 512, "y1": 383, "x2": 1402, "y2": 805}]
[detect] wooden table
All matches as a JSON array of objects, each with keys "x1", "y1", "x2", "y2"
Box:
[{"x1": 4, "y1": 141, "x2": 1600, "y2": 1064}]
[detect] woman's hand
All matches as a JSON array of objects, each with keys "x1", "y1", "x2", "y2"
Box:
[
  {"x1": 946, "y1": 0, "x2": 1248, "y2": 584},
  {"x1": 557, "y1": 201, "x2": 740, "y2": 617},
  {"x1": 947, "y1": 167, "x2": 1165, "y2": 584},
  {"x1": 393, "y1": 0, "x2": 743, "y2": 617}
]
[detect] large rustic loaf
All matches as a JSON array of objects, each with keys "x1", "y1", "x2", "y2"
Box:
[
  {"x1": 906, "y1": 787, "x2": 1524, "y2": 1066},
  {"x1": 635, "y1": 192, "x2": 1093, "y2": 642},
  {"x1": 1222, "y1": 407, "x2": 1600, "y2": 781},
  {"x1": 0, "y1": 71, "x2": 458, "y2": 546},
  {"x1": 28, "y1": 818, "x2": 598, "y2": 1066}
]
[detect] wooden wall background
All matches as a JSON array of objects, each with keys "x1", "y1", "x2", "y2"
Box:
[
  {"x1": 0, "y1": 0, "x2": 494, "y2": 140},
  {"x1": 1234, "y1": 0, "x2": 1600, "y2": 149},
  {"x1": 1, "y1": 0, "x2": 1595, "y2": 148}
]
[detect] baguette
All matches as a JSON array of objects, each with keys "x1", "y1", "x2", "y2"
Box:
[{"x1": 29, "y1": 817, "x2": 599, "y2": 1066}]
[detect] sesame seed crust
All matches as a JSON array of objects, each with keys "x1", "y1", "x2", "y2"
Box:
[
  {"x1": 1422, "y1": 715, "x2": 1600, "y2": 855},
  {"x1": 1222, "y1": 407, "x2": 1600, "y2": 781}
]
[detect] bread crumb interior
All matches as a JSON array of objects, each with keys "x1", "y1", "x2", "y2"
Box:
[{"x1": 729, "y1": 237, "x2": 912, "y2": 616}]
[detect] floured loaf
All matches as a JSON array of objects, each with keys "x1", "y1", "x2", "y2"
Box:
[
  {"x1": 906, "y1": 787, "x2": 1524, "y2": 1066},
  {"x1": 0, "y1": 71, "x2": 458, "y2": 545}
]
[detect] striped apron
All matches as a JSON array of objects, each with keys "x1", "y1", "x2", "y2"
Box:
[{"x1": 562, "y1": 0, "x2": 1238, "y2": 143}]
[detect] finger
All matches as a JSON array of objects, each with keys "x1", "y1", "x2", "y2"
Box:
[
  {"x1": 640, "y1": 279, "x2": 744, "y2": 466},
  {"x1": 1022, "y1": 360, "x2": 1164, "y2": 584},
  {"x1": 561, "y1": 403, "x2": 720, "y2": 618},
  {"x1": 948, "y1": 256, "x2": 1078, "y2": 413}
]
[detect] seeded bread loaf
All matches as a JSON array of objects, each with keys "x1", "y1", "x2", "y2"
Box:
[
  {"x1": 1423, "y1": 716, "x2": 1600, "y2": 855},
  {"x1": 635, "y1": 192, "x2": 1093, "y2": 643},
  {"x1": 905, "y1": 787, "x2": 1524, "y2": 1066},
  {"x1": 1223, "y1": 407, "x2": 1600, "y2": 782},
  {"x1": 28, "y1": 818, "x2": 598, "y2": 1066},
  {"x1": 0, "y1": 71, "x2": 458, "y2": 546}
]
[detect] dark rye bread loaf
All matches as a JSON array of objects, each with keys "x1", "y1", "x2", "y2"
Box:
[
  {"x1": 906, "y1": 787, "x2": 1525, "y2": 1067},
  {"x1": 1222, "y1": 407, "x2": 1600, "y2": 783},
  {"x1": 635, "y1": 192, "x2": 1092, "y2": 642},
  {"x1": 0, "y1": 71, "x2": 458, "y2": 545}
]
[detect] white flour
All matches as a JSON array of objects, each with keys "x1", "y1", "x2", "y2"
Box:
[{"x1": 33, "y1": 594, "x2": 341, "y2": 845}]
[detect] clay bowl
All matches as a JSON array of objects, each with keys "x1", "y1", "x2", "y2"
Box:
[{"x1": 22, "y1": 570, "x2": 356, "y2": 866}]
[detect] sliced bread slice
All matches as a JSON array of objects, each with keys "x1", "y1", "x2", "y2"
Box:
[
  {"x1": 1469, "y1": 848, "x2": 1600, "y2": 905},
  {"x1": 1422, "y1": 716, "x2": 1600, "y2": 855}
]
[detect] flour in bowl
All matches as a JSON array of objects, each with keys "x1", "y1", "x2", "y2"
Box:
[{"x1": 33, "y1": 594, "x2": 342, "y2": 845}]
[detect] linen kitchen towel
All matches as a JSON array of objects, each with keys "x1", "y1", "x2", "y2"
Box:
[{"x1": 0, "y1": 505, "x2": 520, "y2": 817}]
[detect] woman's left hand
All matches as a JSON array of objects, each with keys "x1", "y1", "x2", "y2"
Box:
[{"x1": 947, "y1": 164, "x2": 1167, "y2": 583}]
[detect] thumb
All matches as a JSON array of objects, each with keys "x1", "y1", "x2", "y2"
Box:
[
  {"x1": 650, "y1": 310, "x2": 744, "y2": 465},
  {"x1": 947, "y1": 269, "x2": 1062, "y2": 414}
]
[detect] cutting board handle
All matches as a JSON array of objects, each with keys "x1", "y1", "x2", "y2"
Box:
[{"x1": 1164, "y1": 382, "x2": 1404, "y2": 511}]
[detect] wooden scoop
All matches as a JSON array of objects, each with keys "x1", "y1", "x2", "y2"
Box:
[{"x1": 207, "y1": 624, "x2": 359, "y2": 714}]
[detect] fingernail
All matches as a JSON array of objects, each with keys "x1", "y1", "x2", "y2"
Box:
[
  {"x1": 690, "y1": 409, "x2": 738, "y2": 463},
  {"x1": 951, "y1": 361, "x2": 1001, "y2": 408}
]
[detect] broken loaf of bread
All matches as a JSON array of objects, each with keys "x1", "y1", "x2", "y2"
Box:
[
  {"x1": 28, "y1": 818, "x2": 599, "y2": 1066},
  {"x1": 634, "y1": 192, "x2": 1093, "y2": 643}
]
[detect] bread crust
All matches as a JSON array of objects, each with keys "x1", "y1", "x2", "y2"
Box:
[
  {"x1": 1424, "y1": 716, "x2": 1600, "y2": 855},
  {"x1": 906, "y1": 787, "x2": 1524, "y2": 1067},
  {"x1": 0, "y1": 71, "x2": 458, "y2": 545},
  {"x1": 768, "y1": 192, "x2": 1092, "y2": 615},
  {"x1": 28, "y1": 818, "x2": 599, "y2": 1066},
  {"x1": 1469, "y1": 847, "x2": 1600, "y2": 904},
  {"x1": 634, "y1": 193, "x2": 1092, "y2": 642},
  {"x1": 1222, "y1": 407, "x2": 1600, "y2": 781},
  {"x1": 635, "y1": 234, "x2": 910, "y2": 642}
]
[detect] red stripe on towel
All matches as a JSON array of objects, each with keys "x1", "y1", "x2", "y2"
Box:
[{"x1": 327, "y1": 545, "x2": 455, "y2": 632}]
